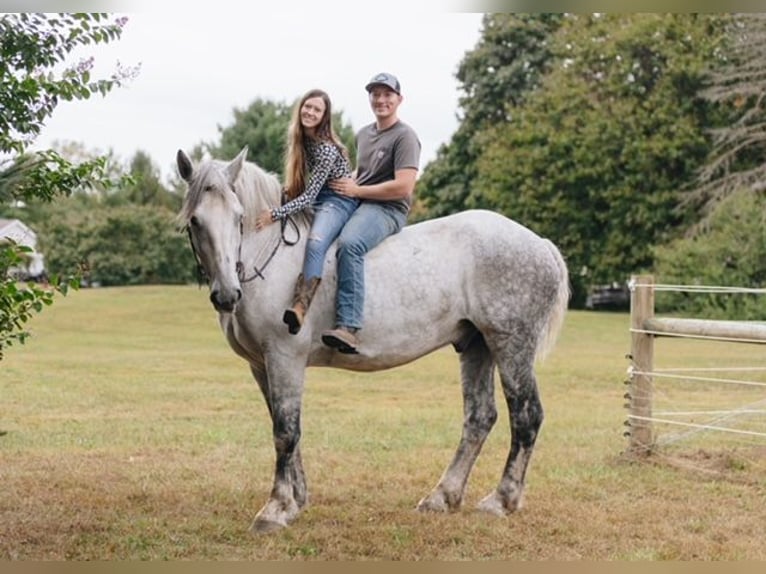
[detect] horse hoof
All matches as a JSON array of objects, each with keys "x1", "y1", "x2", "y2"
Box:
[
  {"x1": 477, "y1": 491, "x2": 522, "y2": 516},
  {"x1": 416, "y1": 498, "x2": 448, "y2": 513},
  {"x1": 250, "y1": 517, "x2": 287, "y2": 534},
  {"x1": 417, "y1": 489, "x2": 461, "y2": 513}
]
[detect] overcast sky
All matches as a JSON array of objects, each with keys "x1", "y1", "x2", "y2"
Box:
[{"x1": 32, "y1": 11, "x2": 484, "y2": 182}]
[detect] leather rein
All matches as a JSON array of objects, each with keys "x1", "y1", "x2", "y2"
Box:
[{"x1": 185, "y1": 193, "x2": 299, "y2": 286}]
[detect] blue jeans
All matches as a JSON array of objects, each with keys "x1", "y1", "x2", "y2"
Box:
[
  {"x1": 303, "y1": 187, "x2": 359, "y2": 281},
  {"x1": 335, "y1": 201, "x2": 407, "y2": 330}
]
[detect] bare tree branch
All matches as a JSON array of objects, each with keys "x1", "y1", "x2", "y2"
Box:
[{"x1": 685, "y1": 13, "x2": 766, "y2": 219}]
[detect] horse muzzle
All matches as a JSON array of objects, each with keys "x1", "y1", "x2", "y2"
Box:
[{"x1": 209, "y1": 286, "x2": 242, "y2": 313}]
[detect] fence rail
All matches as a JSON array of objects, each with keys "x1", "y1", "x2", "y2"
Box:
[{"x1": 625, "y1": 275, "x2": 766, "y2": 455}]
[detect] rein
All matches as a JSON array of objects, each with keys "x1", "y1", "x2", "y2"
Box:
[
  {"x1": 185, "y1": 191, "x2": 300, "y2": 286},
  {"x1": 236, "y1": 214, "x2": 299, "y2": 283}
]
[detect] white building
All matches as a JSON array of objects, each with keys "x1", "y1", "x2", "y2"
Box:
[{"x1": 0, "y1": 217, "x2": 46, "y2": 280}]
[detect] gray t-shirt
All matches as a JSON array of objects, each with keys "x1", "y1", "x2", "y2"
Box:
[{"x1": 355, "y1": 120, "x2": 421, "y2": 214}]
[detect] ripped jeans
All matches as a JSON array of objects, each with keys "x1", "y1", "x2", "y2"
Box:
[{"x1": 302, "y1": 187, "x2": 360, "y2": 281}]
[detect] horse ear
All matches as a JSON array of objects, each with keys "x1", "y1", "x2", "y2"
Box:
[
  {"x1": 226, "y1": 147, "x2": 248, "y2": 183},
  {"x1": 177, "y1": 150, "x2": 194, "y2": 182}
]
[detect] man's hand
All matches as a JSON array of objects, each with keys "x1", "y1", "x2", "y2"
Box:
[{"x1": 329, "y1": 177, "x2": 359, "y2": 198}]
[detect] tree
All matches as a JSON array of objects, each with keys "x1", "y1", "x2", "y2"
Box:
[
  {"x1": 30, "y1": 192, "x2": 196, "y2": 288},
  {"x1": 22, "y1": 147, "x2": 195, "y2": 287},
  {"x1": 88, "y1": 204, "x2": 194, "y2": 287},
  {"x1": 685, "y1": 13, "x2": 766, "y2": 220},
  {"x1": 210, "y1": 98, "x2": 357, "y2": 179},
  {"x1": 469, "y1": 14, "x2": 726, "y2": 305},
  {"x1": 211, "y1": 99, "x2": 292, "y2": 175},
  {"x1": 0, "y1": 13, "x2": 135, "y2": 359},
  {"x1": 414, "y1": 14, "x2": 565, "y2": 219},
  {"x1": 653, "y1": 190, "x2": 766, "y2": 319},
  {"x1": 108, "y1": 150, "x2": 182, "y2": 210}
]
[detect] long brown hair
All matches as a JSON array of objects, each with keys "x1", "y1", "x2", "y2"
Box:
[{"x1": 283, "y1": 89, "x2": 349, "y2": 201}]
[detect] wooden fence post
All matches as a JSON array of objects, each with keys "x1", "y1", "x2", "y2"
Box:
[{"x1": 627, "y1": 274, "x2": 654, "y2": 455}]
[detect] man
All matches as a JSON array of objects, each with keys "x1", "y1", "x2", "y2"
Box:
[{"x1": 322, "y1": 72, "x2": 421, "y2": 354}]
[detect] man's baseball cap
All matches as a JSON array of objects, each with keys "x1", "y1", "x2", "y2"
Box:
[{"x1": 365, "y1": 72, "x2": 401, "y2": 95}]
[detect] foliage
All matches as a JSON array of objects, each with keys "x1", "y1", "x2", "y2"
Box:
[
  {"x1": 653, "y1": 189, "x2": 766, "y2": 319},
  {"x1": 211, "y1": 98, "x2": 291, "y2": 175},
  {"x1": 107, "y1": 150, "x2": 182, "y2": 210},
  {"x1": 470, "y1": 14, "x2": 726, "y2": 305},
  {"x1": 0, "y1": 151, "x2": 117, "y2": 204},
  {"x1": 0, "y1": 241, "x2": 77, "y2": 359},
  {"x1": 210, "y1": 97, "x2": 357, "y2": 178},
  {"x1": 0, "y1": 13, "x2": 135, "y2": 201},
  {"x1": 0, "y1": 13, "x2": 134, "y2": 358},
  {"x1": 686, "y1": 13, "x2": 766, "y2": 218},
  {"x1": 37, "y1": 197, "x2": 196, "y2": 287},
  {"x1": 415, "y1": 14, "x2": 564, "y2": 219}
]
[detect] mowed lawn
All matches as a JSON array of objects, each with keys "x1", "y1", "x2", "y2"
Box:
[{"x1": 1, "y1": 285, "x2": 765, "y2": 560}]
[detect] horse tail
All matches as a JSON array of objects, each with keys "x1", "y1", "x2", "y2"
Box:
[{"x1": 536, "y1": 239, "x2": 570, "y2": 362}]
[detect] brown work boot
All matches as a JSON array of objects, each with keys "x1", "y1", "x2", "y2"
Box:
[
  {"x1": 283, "y1": 274, "x2": 321, "y2": 335},
  {"x1": 321, "y1": 326, "x2": 359, "y2": 354}
]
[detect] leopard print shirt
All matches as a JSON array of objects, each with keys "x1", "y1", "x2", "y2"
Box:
[{"x1": 270, "y1": 139, "x2": 352, "y2": 220}]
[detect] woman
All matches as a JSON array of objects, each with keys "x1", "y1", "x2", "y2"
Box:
[{"x1": 255, "y1": 89, "x2": 358, "y2": 335}]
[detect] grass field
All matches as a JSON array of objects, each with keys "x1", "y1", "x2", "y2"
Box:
[{"x1": 1, "y1": 285, "x2": 765, "y2": 560}]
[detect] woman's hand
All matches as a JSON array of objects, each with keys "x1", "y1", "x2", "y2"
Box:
[{"x1": 255, "y1": 210, "x2": 275, "y2": 230}]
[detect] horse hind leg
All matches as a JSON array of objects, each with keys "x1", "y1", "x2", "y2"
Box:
[
  {"x1": 417, "y1": 332, "x2": 497, "y2": 513},
  {"x1": 477, "y1": 333, "x2": 543, "y2": 516}
]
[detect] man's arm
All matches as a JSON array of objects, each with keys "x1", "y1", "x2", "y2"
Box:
[{"x1": 329, "y1": 168, "x2": 417, "y2": 201}]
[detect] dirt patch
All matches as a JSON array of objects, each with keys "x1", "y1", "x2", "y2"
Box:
[{"x1": 644, "y1": 446, "x2": 766, "y2": 484}]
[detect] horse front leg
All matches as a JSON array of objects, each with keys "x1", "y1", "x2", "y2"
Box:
[
  {"x1": 249, "y1": 363, "x2": 307, "y2": 510},
  {"x1": 249, "y1": 359, "x2": 308, "y2": 533},
  {"x1": 417, "y1": 335, "x2": 497, "y2": 513},
  {"x1": 477, "y1": 341, "x2": 543, "y2": 515}
]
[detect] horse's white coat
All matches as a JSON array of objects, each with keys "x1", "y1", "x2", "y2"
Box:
[{"x1": 178, "y1": 147, "x2": 570, "y2": 532}]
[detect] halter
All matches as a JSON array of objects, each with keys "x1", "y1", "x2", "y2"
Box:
[{"x1": 185, "y1": 191, "x2": 300, "y2": 286}]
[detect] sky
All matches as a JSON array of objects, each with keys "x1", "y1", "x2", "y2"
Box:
[{"x1": 32, "y1": 10, "x2": 485, "y2": 183}]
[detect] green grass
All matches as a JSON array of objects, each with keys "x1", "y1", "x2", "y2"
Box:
[{"x1": 1, "y1": 285, "x2": 765, "y2": 559}]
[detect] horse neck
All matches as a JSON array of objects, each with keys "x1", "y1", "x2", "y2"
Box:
[
  {"x1": 238, "y1": 171, "x2": 311, "y2": 278},
  {"x1": 237, "y1": 163, "x2": 281, "y2": 227}
]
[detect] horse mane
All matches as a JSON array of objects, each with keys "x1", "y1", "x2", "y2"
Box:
[
  {"x1": 177, "y1": 155, "x2": 311, "y2": 233},
  {"x1": 235, "y1": 161, "x2": 283, "y2": 232},
  {"x1": 235, "y1": 160, "x2": 313, "y2": 233}
]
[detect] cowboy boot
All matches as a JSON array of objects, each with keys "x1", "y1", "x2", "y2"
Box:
[
  {"x1": 321, "y1": 326, "x2": 359, "y2": 354},
  {"x1": 283, "y1": 274, "x2": 321, "y2": 335}
]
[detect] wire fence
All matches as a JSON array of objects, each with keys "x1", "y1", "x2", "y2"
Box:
[{"x1": 625, "y1": 276, "x2": 766, "y2": 454}]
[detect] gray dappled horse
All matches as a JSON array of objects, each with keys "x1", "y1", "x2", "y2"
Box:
[{"x1": 177, "y1": 147, "x2": 570, "y2": 533}]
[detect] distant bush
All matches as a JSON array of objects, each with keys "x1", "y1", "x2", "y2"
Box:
[
  {"x1": 653, "y1": 190, "x2": 766, "y2": 319},
  {"x1": 38, "y1": 200, "x2": 196, "y2": 287}
]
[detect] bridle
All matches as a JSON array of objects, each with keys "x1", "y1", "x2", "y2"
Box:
[
  {"x1": 185, "y1": 192, "x2": 300, "y2": 286},
  {"x1": 237, "y1": 214, "x2": 300, "y2": 282},
  {"x1": 185, "y1": 224, "x2": 207, "y2": 287}
]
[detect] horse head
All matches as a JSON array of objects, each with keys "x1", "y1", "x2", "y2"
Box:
[{"x1": 177, "y1": 147, "x2": 248, "y2": 313}]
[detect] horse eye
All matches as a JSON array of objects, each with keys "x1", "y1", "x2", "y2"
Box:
[{"x1": 190, "y1": 216, "x2": 199, "y2": 227}]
